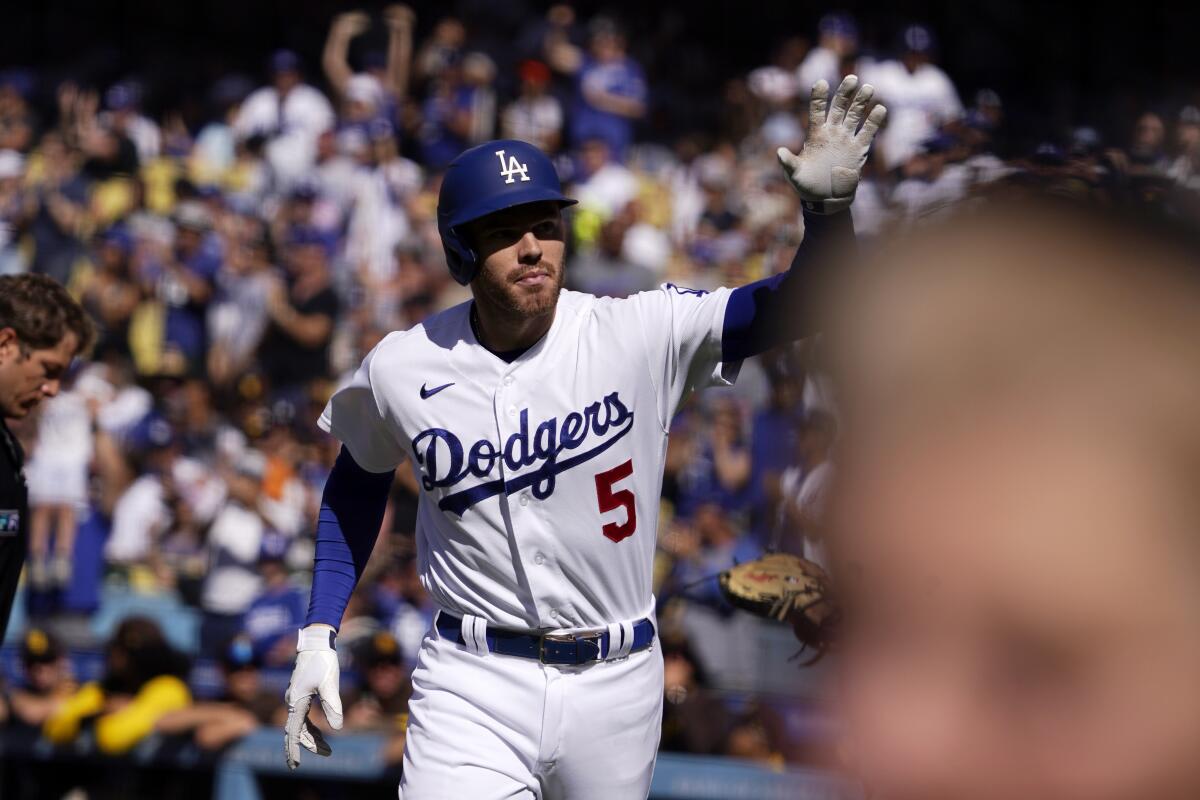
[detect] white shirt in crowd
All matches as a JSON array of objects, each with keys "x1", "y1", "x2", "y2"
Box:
[
  {"x1": 860, "y1": 59, "x2": 962, "y2": 170},
  {"x1": 501, "y1": 95, "x2": 564, "y2": 152},
  {"x1": 233, "y1": 84, "x2": 335, "y2": 188},
  {"x1": 796, "y1": 47, "x2": 842, "y2": 97},
  {"x1": 780, "y1": 459, "x2": 834, "y2": 569},
  {"x1": 574, "y1": 161, "x2": 639, "y2": 219},
  {"x1": 105, "y1": 474, "x2": 169, "y2": 564},
  {"x1": 201, "y1": 502, "x2": 265, "y2": 615}
]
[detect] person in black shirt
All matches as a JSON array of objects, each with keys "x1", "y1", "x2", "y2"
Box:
[
  {"x1": 258, "y1": 227, "x2": 339, "y2": 397},
  {"x1": 0, "y1": 274, "x2": 94, "y2": 644}
]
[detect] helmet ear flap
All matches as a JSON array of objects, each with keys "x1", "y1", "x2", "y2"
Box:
[{"x1": 442, "y1": 226, "x2": 479, "y2": 285}]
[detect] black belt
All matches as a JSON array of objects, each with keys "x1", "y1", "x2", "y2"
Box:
[{"x1": 436, "y1": 612, "x2": 655, "y2": 665}]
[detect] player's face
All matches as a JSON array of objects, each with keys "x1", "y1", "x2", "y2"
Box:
[
  {"x1": 831, "y1": 404, "x2": 1200, "y2": 800},
  {"x1": 468, "y1": 202, "x2": 566, "y2": 319},
  {"x1": 0, "y1": 330, "x2": 77, "y2": 419}
]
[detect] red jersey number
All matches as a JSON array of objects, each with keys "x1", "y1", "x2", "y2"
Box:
[{"x1": 595, "y1": 459, "x2": 636, "y2": 543}]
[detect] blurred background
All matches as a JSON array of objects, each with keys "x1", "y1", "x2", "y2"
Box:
[{"x1": 0, "y1": 1, "x2": 1193, "y2": 797}]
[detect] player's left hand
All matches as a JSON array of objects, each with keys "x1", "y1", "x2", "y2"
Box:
[
  {"x1": 778, "y1": 74, "x2": 887, "y2": 214},
  {"x1": 284, "y1": 625, "x2": 343, "y2": 770}
]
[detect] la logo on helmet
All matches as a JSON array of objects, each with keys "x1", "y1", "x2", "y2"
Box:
[{"x1": 495, "y1": 149, "x2": 531, "y2": 184}]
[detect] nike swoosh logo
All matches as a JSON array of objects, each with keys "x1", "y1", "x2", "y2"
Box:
[{"x1": 420, "y1": 382, "x2": 455, "y2": 399}]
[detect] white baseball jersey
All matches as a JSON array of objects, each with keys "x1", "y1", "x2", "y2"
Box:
[{"x1": 319, "y1": 286, "x2": 739, "y2": 632}]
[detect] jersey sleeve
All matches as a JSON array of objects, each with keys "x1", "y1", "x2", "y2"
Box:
[
  {"x1": 628, "y1": 283, "x2": 741, "y2": 427},
  {"x1": 317, "y1": 337, "x2": 406, "y2": 473}
]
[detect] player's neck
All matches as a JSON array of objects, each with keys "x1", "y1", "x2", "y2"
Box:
[{"x1": 470, "y1": 299, "x2": 555, "y2": 354}]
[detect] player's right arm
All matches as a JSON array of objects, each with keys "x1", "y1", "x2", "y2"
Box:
[{"x1": 284, "y1": 338, "x2": 406, "y2": 769}]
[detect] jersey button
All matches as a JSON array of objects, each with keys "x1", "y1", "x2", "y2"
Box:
[
  {"x1": 519, "y1": 493, "x2": 529, "y2": 507},
  {"x1": 503, "y1": 375, "x2": 514, "y2": 386},
  {"x1": 534, "y1": 553, "x2": 545, "y2": 566},
  {"x1": 507, "y1": 405, "x2": 517, "y2": 416},
  {"x1": 549, "y1": 608, "x2": 559, "y2": 618}
]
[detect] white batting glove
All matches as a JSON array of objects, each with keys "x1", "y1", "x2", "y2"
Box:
[
  {"x1": 284, "y1": 625, "x2": 344, "y2": 770},
  {"x1": 778, "y1": 74, "x2": 887, "y2": 214}
]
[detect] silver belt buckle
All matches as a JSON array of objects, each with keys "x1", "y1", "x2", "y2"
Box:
[{"x1": 539, "y1": 632, "x2": 602, "y2": 663}]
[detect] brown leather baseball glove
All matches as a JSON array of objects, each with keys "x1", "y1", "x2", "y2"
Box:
[{"x1": 718, "y1": 553, "x2": 836, "y2": 655}]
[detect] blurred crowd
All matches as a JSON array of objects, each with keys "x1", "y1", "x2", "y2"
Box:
[{"x1": 0, "y1": 2, "x2": 1195, "y2": 773}]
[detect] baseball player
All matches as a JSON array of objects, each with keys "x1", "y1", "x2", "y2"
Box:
[{"x1": 284, "y1": 75, "x2": 885, "y2": 798}]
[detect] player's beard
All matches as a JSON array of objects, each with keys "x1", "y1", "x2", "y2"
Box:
[{"x1": 476, "y1": 257, "x2": 565, "y2": 320}]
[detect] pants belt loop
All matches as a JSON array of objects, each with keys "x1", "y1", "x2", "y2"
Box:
[
  {"x1": 460, "y1": 613, "x2": 489, "y2": 656},
  {"x1": 604, "y1": 620, "x2": 635, "y2": 660}
]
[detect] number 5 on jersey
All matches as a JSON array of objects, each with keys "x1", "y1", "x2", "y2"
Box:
[{"x1": 594, "y1": 459, "x2": 636, "y2": 543}]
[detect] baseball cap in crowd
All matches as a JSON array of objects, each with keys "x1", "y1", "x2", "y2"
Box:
[
  {"x1": 901, "y1": 24, "x2": 937, "y2": 55},
  {"x1": 105, "y1": 82, "x2": 140, "y2": 111},
  {"x1": 588, "y1": 15, "x2": 623, "y2": 40},
  {"x1": 368, "y1": 116, "x2": 397, "y2": 143},
  {"x1": 258, "y1": 530, "x2": 290, "y2": 564},
  {"x1": 1070, "y1": 127, "x2": 1103, "y2": 157},
  {"x1": 97, "y1": 224, "x2": 134, "y2": 254},
  {"x1": 21, "y1": 628, "x2": 62, "y2": 666},
  {"x1": 819, "y1": 12, "x2": 859, "y2": 40},
  {"x1": 0, "y1": 68, "x2": 35, "y2": 100},
  {"x1": 0, "y1": 149, "x2": 24, "y2": 180},
  {"x1": 358, "y1": 632, "x2": 404, "y2": 669},
  {"x1": 1179, "y1": 105, "x2": 1200, "y2": 125},
  {"x1": 270, "y1": 49, "x2": 302, "y2": 75},
  {"x1": 288, "y1": 182, "x2": 319, "y2": 203},
  {"x1": 288, "y1": 225, "x2": 335, "y2": 255},
  {"x1": 234, "y1": 448, "x2": 267, "y2": 480},
  {"x1": 221, "y1": 635, "x2": 261, "y2": 672},
  {"x1": 1033, "y1": 142, "x2": 1067, "y2": 166},
  {"x1": 125, "y1": 412, "x2": 177, "y2": 453},
  {"x1": 174, "y1": 200, "x2": 213, "y2": 231},
  {"x1": 518, "y1": 60, "x2": 552, "y2": 86}
]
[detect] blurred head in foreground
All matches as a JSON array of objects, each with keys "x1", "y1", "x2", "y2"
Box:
[{"x1": 825, "y1": 200, "x2": 1200, "y2": 800}]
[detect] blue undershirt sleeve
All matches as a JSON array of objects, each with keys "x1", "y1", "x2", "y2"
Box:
[
  {"x1": 721, "y1": 209, "x2": 855, "y2": 362},
  {"x1": 305, "y1": 446, "x2": 396, "y2": 630}
]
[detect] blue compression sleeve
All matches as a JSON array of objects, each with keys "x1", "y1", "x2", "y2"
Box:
[
  {"x1": 721, "y1": 209, "x2": 855, "y2": 362},
  {"x1": 305, "y1": 446, "x2": 395, "y2": 629}
]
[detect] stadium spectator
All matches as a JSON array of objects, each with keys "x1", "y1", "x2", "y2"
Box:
[
  {"x1": 796, "y1": 13, "x2": 859, "y2": 97},
  {"x1": 659, "y1": 633, "x2": 732, "y2": 755},
  {"x1": 861, "y1": 24, "x2": 963, "y2": 171},
  {"x1": 101, "y1": 82, "x2": 160, "y2": 165},
  {"x1": 257, "y1": 227, "x2": 339, "y2": 399},
  {"x1": 344, "y1": 631, "x2": 413, "y2": 764},
  {"x1": 547, "y1": 15, "x2": 648, "y2": 157},
  {"x1": 198, "y1": 448, "x2": 270, "y2": 655},
  {"x1": 25, "y1": 368, "x2": 91, "y2": 588},
  {"x1": 501, "y1": 60, "x2": 564, "y2": 154},
  {"x1": 233, "y1": 50, "x2": 336, "y2": 190},
  {"x1": 7, "y1": 628, "x2": 75, "y2": 731},
  {"x1": 0, "y1": 69, "x2": 36, "y2": 153},
  {"x1": 242, "y1": 537, "x2": 308, "y2": 666},
  {"x1": 155, "y1": 635, "x2": 279, "y2": 751},
  {"x1": 1168, "y1": 105, "x2": 1200, "y2": 189},
  {"x1": 779, "y1": 410, "x2": 835, "y2": 566},
  {"x1": 0, "y1": 149, "x2": 28, "y2": 275},
  {"x1": 43, "y1": 616, "x2": 191, "y2": 754}
]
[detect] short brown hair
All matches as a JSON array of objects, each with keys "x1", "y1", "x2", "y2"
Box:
[{"x1": 0, "y1": 273, "x2": 95, "y2": 356}]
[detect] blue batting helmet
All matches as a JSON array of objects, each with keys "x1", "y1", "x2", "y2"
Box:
[{"x1": 437, "y1": 139, "x2": 576, "y2": 285}]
